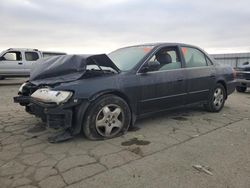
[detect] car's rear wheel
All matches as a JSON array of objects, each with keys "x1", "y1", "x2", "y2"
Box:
[
  {"x1": 83, "y1": 94, "x2": 131, "y2": 140},
  {"x1": 236, "y1": 86, "x2": 247, "y2": 93},
  {"x1": 204, "y1": 83, "x2": 226, "y2": 112}
]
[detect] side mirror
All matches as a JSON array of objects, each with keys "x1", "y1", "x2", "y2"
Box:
[
  {"x1": 0, "y1": 56, "x2": 5, "y2": 61},
  {"x1": 140, "y1": 61, "x2": 160, "y2": 73},
  {"x1": 243, "y1": 62, "x2": 249, "y2": 66},
  {"x1": 140, "y1": 66, "x2": 150, "y2": 73}
]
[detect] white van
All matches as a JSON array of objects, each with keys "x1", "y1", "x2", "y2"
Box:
[{"x1": 0, "y1": 48, "x2": 66, "y2": 79}]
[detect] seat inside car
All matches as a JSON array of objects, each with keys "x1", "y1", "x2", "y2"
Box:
[
  {"x1": 156, "y1": 52, "x2": 172, "y2": 65},
  {"x1": 154, "y1": 52, "x2": 172, "y2": 71}
]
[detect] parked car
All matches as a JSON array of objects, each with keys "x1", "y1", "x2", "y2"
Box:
[
  {"x1": 14, "y1": 43, "x2": 236, "y2": 142},
  {"x1": 0, "y1": 48, "x2": 66, "y2": 79},
  {"x1": 235, "y1": 62, "x2": 250, "y2": 92}
]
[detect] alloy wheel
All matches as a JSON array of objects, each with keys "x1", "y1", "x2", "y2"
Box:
[
  {"x1": 95, "y1": 104, "x2": 124, "y2": 137},
  {"x1": 213, "y1": 88, "x2": 224, "y2": 109}
]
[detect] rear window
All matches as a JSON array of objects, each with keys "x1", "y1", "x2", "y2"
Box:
[{"x1": 25, "y1": 52, "x2": 39, "y2": 61}]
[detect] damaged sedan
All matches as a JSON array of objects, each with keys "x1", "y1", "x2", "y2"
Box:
[{"x1": 14, "y1": 43, "x2": 236, "y2": 142}]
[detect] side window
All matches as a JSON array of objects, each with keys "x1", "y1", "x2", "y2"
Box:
[
  {"x1": 181, "y1": 47, "x2": 207, "y2": 68},
  {"x1": 25, "y1": 52, "x2": 39, "y2": 61},
  {"x1": 146, "y1": 47, "x2": 181, "y2": 72},
  {"x1": 3, "y1": 51, "x2": 22, "y2": 61}
]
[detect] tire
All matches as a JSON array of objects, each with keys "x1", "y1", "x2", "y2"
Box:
[
  {"x1": 236, "y1": 86, "x2": 247, "y2": 93},
  {"x1": 204, "y1": 83, "x2": 226, "y2": 112},
  {"x1": 0, "y1": 76, "x2": 5, "y2": 80},
  {"x1": 83, "y1": 94, "x2": 131, "y2": 140}
]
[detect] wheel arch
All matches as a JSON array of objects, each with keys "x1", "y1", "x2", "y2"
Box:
[{"x1": 89, "y1": 90, "x2": 131, "y2": 107}]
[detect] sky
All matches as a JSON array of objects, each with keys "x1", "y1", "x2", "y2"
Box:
[{"x1": 0, "y1": 0, "x2": 250, "y2": 54}]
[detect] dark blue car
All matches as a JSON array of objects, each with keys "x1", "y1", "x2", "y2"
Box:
[{"x1": 14, "y1": 43, "x2": 236, "y2": 142}]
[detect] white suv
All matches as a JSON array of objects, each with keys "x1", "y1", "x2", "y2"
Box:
[{"x1": 0, "y1": 48, "x2": 66, "y2": 79}]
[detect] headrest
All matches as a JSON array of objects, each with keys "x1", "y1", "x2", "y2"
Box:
[{"x1": 156, "y1": 53, "x2": 172, "y2": 65}]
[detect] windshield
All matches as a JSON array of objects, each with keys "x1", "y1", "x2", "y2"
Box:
[{"x1": 108, "y1": 45, "x2": 154, "y2": 71}]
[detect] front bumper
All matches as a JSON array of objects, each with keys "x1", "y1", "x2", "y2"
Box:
[
  {"x1": 14, "y1": 95, "x2": 89, "y2": 134},
  {"x1": 235, "y1": 79, "x2": 250, "y2": 87},
  {"x1": 236, "y1": 71, "x2": 250, "y2": 87}
]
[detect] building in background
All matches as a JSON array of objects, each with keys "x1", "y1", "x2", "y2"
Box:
[{"x1": 210, "y1": 53, "x2": 250, "y2": 68}]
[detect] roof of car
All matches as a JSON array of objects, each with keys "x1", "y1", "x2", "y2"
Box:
[
  {"x1": 7, "y1": 48, "x2": 39, "y2": 51},
  {"x1": 118, "y1": 42, "x2": 201, "y2": 49},
  {"x1": 4, "y1": 48, "x2": 66, "y2": 54}
]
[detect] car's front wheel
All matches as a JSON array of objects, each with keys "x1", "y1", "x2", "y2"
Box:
[
  {"x1": 204, "y1": 83, "x2": 226, "y2": 112},
  {"x1": 83, "y1": 94, "x2": 131, "y2": 140},
  {"x1": 236, "y1": 86, "x2": 247, "y2": 93}
]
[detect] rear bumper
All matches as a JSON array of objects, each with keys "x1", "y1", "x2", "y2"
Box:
[
  {"x1": 14, "y1": 95, "x2": 89, "y2": 134},
  {"x1": 226, "y1": 80, "x2": 237, "y2": 96}
]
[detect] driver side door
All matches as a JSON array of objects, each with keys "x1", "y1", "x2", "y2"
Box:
[{"x1": 0, "y1": 51, "x2": 25, "y2": 76}]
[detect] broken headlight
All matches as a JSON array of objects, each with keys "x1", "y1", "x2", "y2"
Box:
[
  {"x1": 31, "y1": 88, "x2": 73, "y2": 105},
  {"x1": 19, "y1": 82, "x2": 27, "y2": 93}
]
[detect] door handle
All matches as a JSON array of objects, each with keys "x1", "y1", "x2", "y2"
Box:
[
  {"x1": 210, "y1": 74, "x2": 215, "y2": 78},
  {"x1": 177, "y1": 78, "x2": 184, "y2": 82},
  {"x1": 18, "y1": 62, "x2": 23, "y2": 65}
]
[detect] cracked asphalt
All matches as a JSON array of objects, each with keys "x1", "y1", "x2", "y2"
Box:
[{"x1": 0, "y1": 78, "x2": 250, "y2": 188}]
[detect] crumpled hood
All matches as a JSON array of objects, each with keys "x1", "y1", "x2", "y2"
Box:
[{"x1": 29, "y1": 54, "x2": 120, "y2": 85}]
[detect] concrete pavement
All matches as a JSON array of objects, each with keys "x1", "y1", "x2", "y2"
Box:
[{"x1": 0, "y1": 78, "x2": 249, "y2": 188}]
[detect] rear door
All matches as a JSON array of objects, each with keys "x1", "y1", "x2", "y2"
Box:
[
  {"x1": 23, "y1": 51, "x2": 41, "y2": 74},
  {"x1": 0, "y1": 51, "x2": 25, "y2": 76},
  {"x1": 181, "y1": 46, "x2": 216, "y2": 104}
]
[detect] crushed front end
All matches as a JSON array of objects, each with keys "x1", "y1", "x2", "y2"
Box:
[
  {"x1": 13, "y1": 54, "x2": 120, "y2": 142},
  {"x1": 14, "y1": 81, "x2": 88, "y2": 142}
]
